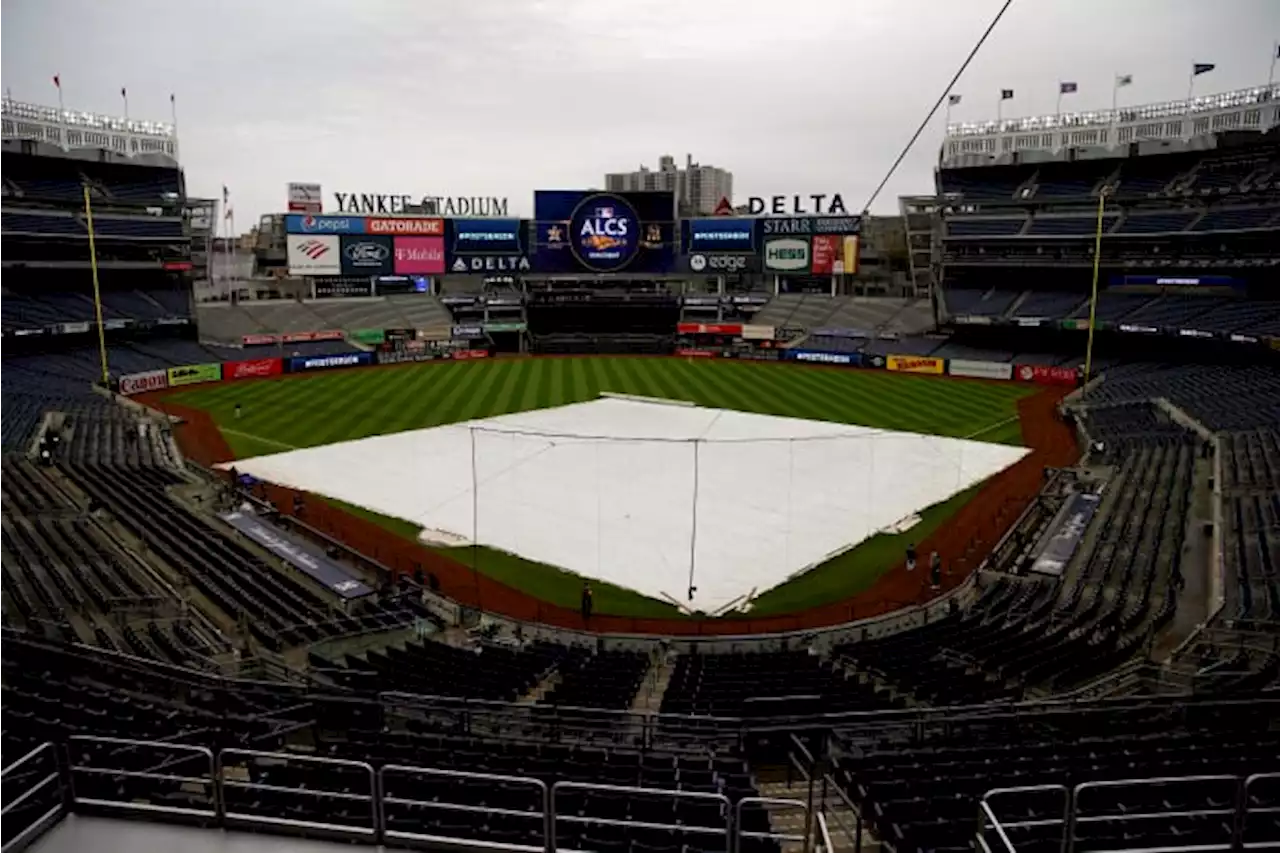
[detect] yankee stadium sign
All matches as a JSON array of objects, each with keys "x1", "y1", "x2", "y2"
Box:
[{"x1": 333, "y1": 193, "x2": 509, "y2": 217}]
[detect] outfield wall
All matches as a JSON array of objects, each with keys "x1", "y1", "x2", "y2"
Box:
[{"x1": 144, "y1": 355, "x2": 1079, "y2": 637}]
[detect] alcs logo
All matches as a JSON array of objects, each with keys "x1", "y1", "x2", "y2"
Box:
[{"x1": 569, "y1": 194, "x2": 641, "y2": 272}]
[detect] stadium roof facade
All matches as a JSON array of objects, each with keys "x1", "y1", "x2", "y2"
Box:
[
  {"x1": 1, "y1": 96, "x2": 178, "y2": 160},
  {"x1": 942, "y1": 82, "x2": 1280, "y2": 168}
]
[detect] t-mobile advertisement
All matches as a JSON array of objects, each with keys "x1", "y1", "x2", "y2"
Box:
[{"x1": 393, "y1": 237, "x2": 446, "y2": 274}]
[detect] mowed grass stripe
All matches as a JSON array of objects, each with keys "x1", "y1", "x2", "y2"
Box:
[{"x1": 171, "y1": 356, "x2": 1037, "y2": 616}]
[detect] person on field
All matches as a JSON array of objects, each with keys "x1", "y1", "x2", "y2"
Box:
[
  {"x1": 905, "y1": 543, "x2": 917, "y2": 572},
  {"x1": 930, "y1": 551, "x2": 942, "y2": 591},
  {"x1": 235, "y1": 402, "x2": 242, "y2": 420},
  {"x1": 581, "y1": 581, "x2": 594, "y2": 621}
]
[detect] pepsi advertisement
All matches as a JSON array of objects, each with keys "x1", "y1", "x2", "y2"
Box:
[
  {"x1": 286, "y1": 214, "x2": 366, "y2": 235},
  {"x1": 533, "y1": 190, "x2": 675, "y2": 274},
  {"x1": 446, "y1": 218, "x2": 531, "y2": 274},
  {"x1": 682, "y1": 218, "x2": 757, "y2": 254}
]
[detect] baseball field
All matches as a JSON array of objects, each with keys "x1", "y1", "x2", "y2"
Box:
[{"x1": 169, "y1": 356, "x2": 1034, "y2": 617}]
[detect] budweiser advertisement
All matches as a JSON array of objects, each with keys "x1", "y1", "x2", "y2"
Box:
[
  {"x1": 226, "y1": 358, "x2": 284, "y2": 380},
  {"x1": 886, "y1": 355, "x2": 944, "y2": 375},
  {"x1": 676, "y1": 322, "x2": 744, "y2": 336},
  {"x1": 119, "y1": 369, "x2": 169, "y2": 395},
  {"x1": 1016, "y1": 364, "x2": 1080, "y2": 386}
]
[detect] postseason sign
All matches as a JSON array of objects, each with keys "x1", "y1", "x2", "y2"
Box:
[{"x1": 683, "y1": 218, "x2": 756, "y2": 254}]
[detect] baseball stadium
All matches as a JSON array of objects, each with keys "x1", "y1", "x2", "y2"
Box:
[{"x1": 3, "y1": 38, "x2": 1280, "y2": 853}]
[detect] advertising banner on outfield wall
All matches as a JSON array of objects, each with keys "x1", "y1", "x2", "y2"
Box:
[
  {"x1": 349, "y1": 328, "x2": 387, "y2": 345},
  {"x1": 785, "y1": 350, "x2": 861, "y2": 366},
  {"x1": 226, "y1": 358, "x2": 283, "y2": 380},
  {"x1": 448, "y1": 349, "x2": 490, "y2": 361},
  {"x1": 377, "y1": 349, "x2": 446, "y2": 365},
  {"x1": 119, "y1": 369, "x2": 169, "y2": 395},
  {"x1": 948, "y1": 359, "x2": 1013, "y2": 381},
  {"x1": 452, "y1": 325, "x2": 484, "y2": 339},
  {"x1": 288, "y1": 352, "x2": 373, "y2": 372},
  {"x1": 741, "y1": 324, "x2": 775, "y2": 341},
  {"x1": 167, "y1": 363, "x2": 222, "y2": 387},
  {"x1": 1015, "y1": 364, "x2": 1079, "y2": 386},
  {"x1": 287, "y1": 234, "x2": 341, "y2": 276},
  {"x1": 677, "y1": 322, "x2": 744, "y2": 336},
  {"x1": 886, "y1": 355, "x2": 944, "y2": 375}
]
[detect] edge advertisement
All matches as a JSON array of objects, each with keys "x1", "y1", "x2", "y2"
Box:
[
  {"x1": 167, "y1": 363, "x2": 222, "y2": 387},
  {"x1": 886, "y1": 355, "x2": 944, "y2": 375}
]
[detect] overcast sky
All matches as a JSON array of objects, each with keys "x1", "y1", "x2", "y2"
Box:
[{"x1": 4, "y1": 0, "x2": 1277, "y2": 226}]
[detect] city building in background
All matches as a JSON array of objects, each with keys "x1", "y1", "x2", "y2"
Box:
[{"x1": 605, "y1": 154, "x2": 732, "y2": 217}]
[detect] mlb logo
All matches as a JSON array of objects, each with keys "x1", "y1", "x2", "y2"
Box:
[{"x1": 595, "y1": 207, "x2": 614, "y2": 218}]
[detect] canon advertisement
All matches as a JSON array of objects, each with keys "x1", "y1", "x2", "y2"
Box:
[
  {"x1": 448, "y1": 218, "x2": 530, "y2": 273},
  {"x1": 339, "y1": 235, "x2": 394, "y2": 276},
  {"x1": 533, "y1": 190, "x2": 675, "y2": 274}
]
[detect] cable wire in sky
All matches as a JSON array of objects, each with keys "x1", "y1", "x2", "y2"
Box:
[{"x1": 860, "y1": 0, "x2": 1016, "y2": 213}]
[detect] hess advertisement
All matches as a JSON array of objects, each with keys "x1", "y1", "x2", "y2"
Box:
[
  {"x1": 447, "y1": 219, "x2": 531, "y2": 273},
  {"x1": 533, "y1": 191, "x2": 674, "y2": 273}
]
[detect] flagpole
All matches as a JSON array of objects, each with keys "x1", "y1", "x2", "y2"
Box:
[
  {"x1": 121, "y1": 89, "x2": 129, "y2": 121},
  {"x1": 1056, "y1": 87, "x2": 1063, "y2": 121},
  {"x1": 997, "y1": 93, "x2": 1003, "y2": 124},
  {"x1": 84, "y1": 185, "x2": 110, "y2": 386},
  {"x1": 1269, "y1": 43, "x2": 1278, "y2": 86},
  {"x1": 1186, "y1": 69, "x2": 1196, "y2": 104}
]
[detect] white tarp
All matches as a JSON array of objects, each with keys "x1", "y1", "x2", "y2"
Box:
[{"x1": 229, "y1": 398, "x2": 1028, "y2": 613}]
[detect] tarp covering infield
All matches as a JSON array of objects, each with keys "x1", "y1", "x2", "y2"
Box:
[
  {"x1": 224, "y1": 397, "x2": 1028, "y2": 615},
  {"x1": 145, "y1": 372, "x2": 1079, "y2": 635}
]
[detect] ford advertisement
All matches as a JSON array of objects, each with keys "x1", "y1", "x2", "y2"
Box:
[{"x1": 339, "y1": 235, "x2": 394, "y2": 276}]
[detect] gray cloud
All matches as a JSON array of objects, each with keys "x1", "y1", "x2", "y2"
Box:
[{"x1": 4, "y1": 0, "x2": 1276, "y2": 226}]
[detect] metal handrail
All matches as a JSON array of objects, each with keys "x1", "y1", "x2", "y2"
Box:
[
  {"x1": 734, "y1": 796, "x2": 809, "y2": 853},
  {"x1": 0, "y1": 742, "x2": 64, "y2": 853},
  {"x1": 67, "y1": 735, "x2": 216, "y2": 819},
  {"x1": 380, "y1": 764, "x2": 549, "y2": 851},
  {"x1": 217, "y1": 748, "x2": 376, "y2": 837},
  {"x1": 816, "y1": 810, "x2": 834, "y2": 853},
  {"x1": 552, "y1": 780, "x2": 732, "y2": 853}
]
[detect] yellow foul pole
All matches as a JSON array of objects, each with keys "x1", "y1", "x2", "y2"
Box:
[
  {"x1": 1083, "y1": 188, "x2": 1108, "y2": 387},
  {"x1": 83, "y1": 185, "x2": 109, "y2": 385}
]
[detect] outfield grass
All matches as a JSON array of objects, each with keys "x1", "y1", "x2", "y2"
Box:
[{"x1": 172, "y1": 357, "x2": 1033, "y2": 616}]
